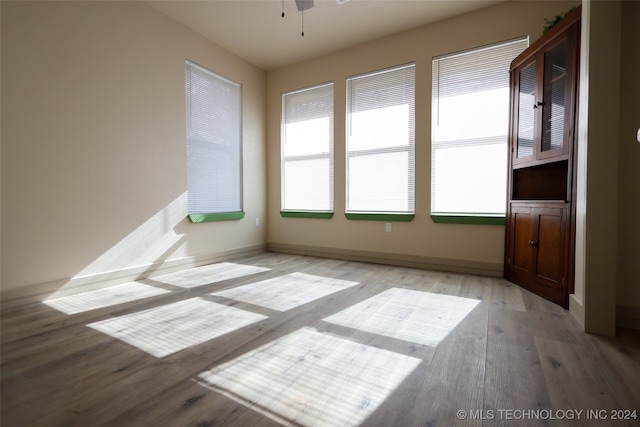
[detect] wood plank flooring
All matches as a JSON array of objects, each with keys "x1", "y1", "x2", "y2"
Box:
[{"x1": 1, "y1": 252, "x2": 639, "y2": 426}]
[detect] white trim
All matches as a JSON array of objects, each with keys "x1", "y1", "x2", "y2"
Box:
[
  {"x1": 267, "y1": 243, "x2": 502, "y2": 277},
  {"x1": 0, "y1": 245, "x2": 266, "y2": 309},
  {"x1": 569, "y1": 293, "x2": 585, "y2": 328}
]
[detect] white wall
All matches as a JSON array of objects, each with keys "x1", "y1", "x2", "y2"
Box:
[{"x1": 1, "y1": 1, "x2": 267, "y2": 301}]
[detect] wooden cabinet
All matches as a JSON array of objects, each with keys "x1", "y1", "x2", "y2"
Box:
[
  {"x1": 507, "y1": 203, "x2": 568, "y2": 306},
  {"x1": 504, "y1": 7, "x2": 580, "y2": 308}
]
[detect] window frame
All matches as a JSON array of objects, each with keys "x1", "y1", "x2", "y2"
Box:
[
  {"x1": 345, "y1": 63, "x2": 416, "y2": 221},
  {"x1": 185, "y1": 60, "x2": 244, "y2": 223},
  {"x1": 430, "y1": 37, "x2": 528, "y2": 225},
  {"x1": 280, "y1": 82, "x2": 335, "y2": 218}
]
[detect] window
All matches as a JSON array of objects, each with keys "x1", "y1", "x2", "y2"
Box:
[
  {"x1": 346, "y1": 64, "x2": 415, "y2": 220},
  {"x1": 185, "y1": 60, "x2": 243, "y2": 222},
  {"x1": 431, "y1": 38, "x2": 528, "y2": 223},
  {"x1": 281, "y1": 83, "x2": 334, "y2": 218}
]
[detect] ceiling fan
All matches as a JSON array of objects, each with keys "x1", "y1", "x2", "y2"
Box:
[
  {"x1": 294, "y1": 0, "x2": 314, "y2": 12},
  {"x1": 294, "y1": 0, "x2": 351, "y2": 11},
  {"x1": 285, "y1": 0, "x2": 350, "y2": 35}
]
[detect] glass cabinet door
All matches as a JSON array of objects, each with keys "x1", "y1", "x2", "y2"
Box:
[
  {"x1": 541, "y1": 39, "x2": 568, "y2": 154},
  {"x1": 516, "y1": 61, "x2": 537, "y2": 159}
]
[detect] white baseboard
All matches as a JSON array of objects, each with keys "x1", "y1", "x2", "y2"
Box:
[
  {"x1": 0, "y1": 244, "x2": 266, "y2": 309},
  {"x1": 570, "y1": 296, "x2": 639, "y2": 332},
  {"x1": 267, "y1": 242, "x2": 503, "y2": 277},
  {"x1": 569, "y1": 294, "x2": 585, "y2": 329}
]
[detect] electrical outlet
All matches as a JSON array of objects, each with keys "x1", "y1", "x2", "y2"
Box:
[
  {"x1": 385, "y1": 222, "x2": 392, "y2": 232},
  {"x1": 255, "y1": 218, "x2": 260, "y2": 227}
]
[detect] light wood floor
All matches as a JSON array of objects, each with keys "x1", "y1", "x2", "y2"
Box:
[{"x1": 2, "y1": 252, "x2": 639, "y2": 426}]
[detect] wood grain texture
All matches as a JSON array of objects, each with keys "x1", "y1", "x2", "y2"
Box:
[{"x1": 1, "y1": 252, "x2": 638, "y2": 426}]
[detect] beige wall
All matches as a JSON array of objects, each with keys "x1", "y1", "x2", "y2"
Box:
[
  {"x1": 580, "y1": 0, "x2": 621, "y2": 335},
  {"x1": 571, "y1": 0, "x2": 591, "y2": 327},
  {"x1": 266, "y1": 1, "x2": 577, "y2": 275},
  {"x1": 4, "y1": 0, "x2": 635, "y2": 330},
  {"x1": 616, "y1": 0, "x2": 640, "y2": 325},
  {"x1": 574, "y1": 0, "x2": 639, "y2": 334},
  {"x1": 1, "y1": 1, "x2": 267, "y2": 298}
]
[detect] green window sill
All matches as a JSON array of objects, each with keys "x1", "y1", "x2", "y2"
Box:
[
  {"x1": 280, "y1": 211, "x2": 333, "y2": 219},
  {"x1": 345, "y1": 213, "x2": 414, "y2": 222},
  {"x1": 431, "y1": 214, "x2": 504, "y2": 225},
  {"x1": 188, "y1": 212, "x2": 245, "y2": 222}
]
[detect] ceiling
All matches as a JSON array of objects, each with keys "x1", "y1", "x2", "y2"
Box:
[{"x1": 146, "y1": 0, "x2": 504, "y2": 71}]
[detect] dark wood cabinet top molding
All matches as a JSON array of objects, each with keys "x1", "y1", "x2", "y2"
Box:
[{"x1": 511, "y1": 5, "x2": 582, "y2": 72}]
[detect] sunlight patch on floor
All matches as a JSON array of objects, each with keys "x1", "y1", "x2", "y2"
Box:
[
  {"x1": 150, "y1": 262, "x2": 270, "y2": 288},
  {"x1": 87, "y1": 297, "x2": 267, "y2": 357},
  {"x1": 210, "y1": 272, "x2": 359, "y2": 311},
  {"x1": 43, "y1": 282, "x2": 171, "y2": 315},
  {"x1": 323, "y1": 288, "x2": 480, "y2": 347},
  {"x1": 197, "y1": 327, "x2": 421, "y2": 427}
]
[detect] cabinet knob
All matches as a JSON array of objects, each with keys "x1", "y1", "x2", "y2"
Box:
[{"x1": 528, "y1": 240, "x2": 538, "y2": 247}]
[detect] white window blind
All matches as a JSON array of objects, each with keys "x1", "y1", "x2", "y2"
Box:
[
  {"x1": 431, "y1": 38, "x2": 528, "y2": 216},
  {"x1": 346, "y1": 64, "x2": 415, "y2": 214},
  {"x1": 185, "y1": 60, "x2": 242, "y2": 214},
  {"x1": 281, "y1": 83, "x2": 334, "y2": 212}
]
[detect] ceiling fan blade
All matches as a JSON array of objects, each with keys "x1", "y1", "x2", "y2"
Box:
[{"x1": 295, "y1": 0, "x2": 314, "y2": 12}]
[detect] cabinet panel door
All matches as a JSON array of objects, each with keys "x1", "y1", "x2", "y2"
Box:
[
  {"x1": 509, "y1": 206, "x2": 535, "y2": 277},
  {"x1": 540, "y1": 37, "x2": 572, "y2": 159},
  {"x1": 534, "y1": 207, "x2": 566, "y2": 285},
  {"x1": 506, "y1": 204, "x2": 568, "y2": 307},
  {"x1": 514, "y1": 60, "x2": 538, "y2": 163}
]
